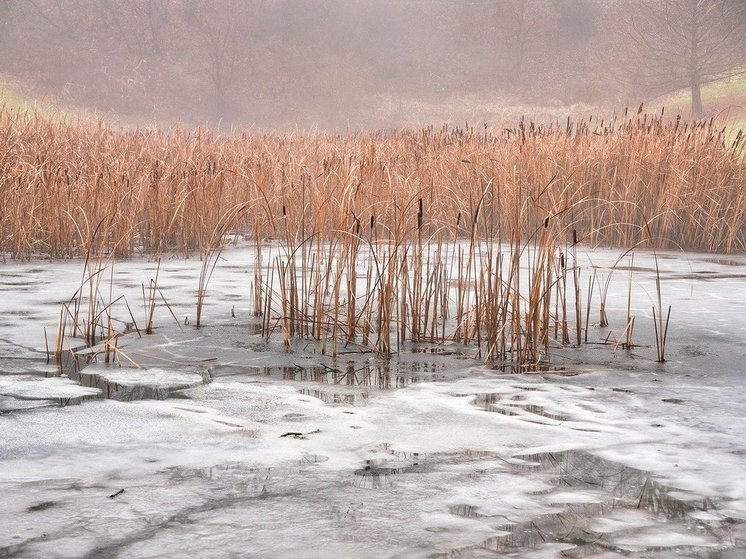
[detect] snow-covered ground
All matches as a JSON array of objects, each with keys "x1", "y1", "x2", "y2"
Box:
[{"x1": 1, "y1": 245, "x2": 745, "y2": 558}]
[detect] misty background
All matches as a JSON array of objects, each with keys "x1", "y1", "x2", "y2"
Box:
[{"x1": 1, "y1": 0, "x2": 744, "y2": 129}]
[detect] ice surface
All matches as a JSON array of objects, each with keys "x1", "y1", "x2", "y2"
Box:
[
  {"x1": 0, "y1": 375, "x2": 100, "y2": 398},
  {"x1": 93, "y1": 367, "x2": 204, "y2": 388},
  {"x1": 1, "y1": 245, "x2": 745, "y2": 557},
  {"x1": 613, "y1": 526, "x2": 719, "y2": 549}
]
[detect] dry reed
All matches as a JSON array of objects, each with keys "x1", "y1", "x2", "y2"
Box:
[
  {"x1": 1, "y1": 109, "x2": 743, "y2": 260},
  {"x1": 5, "y1": 108, "x2": 741, "y2": 370}
]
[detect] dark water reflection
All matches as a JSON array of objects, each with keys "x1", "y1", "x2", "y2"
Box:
[
  {"x1": 214, "y1": 362, "x2": 446, "y2": 387},
  {"x1": 440, "y1": 450, "x2": 737, "y2": 557}
]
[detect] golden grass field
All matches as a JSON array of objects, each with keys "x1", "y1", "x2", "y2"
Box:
[
  {"x1": 1, "y1": 108, "x2": 743, "y2": 260},
  {"x1": 3, "y1": 107, "x2": 739, "y2": 369}
]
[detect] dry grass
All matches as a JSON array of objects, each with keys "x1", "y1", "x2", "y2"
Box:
[
  {"x1": 4, "y1": 107, "x2": 743, "y2": 369},
  {"x1": 1, "y1": 108, "x2": 743, "y2": 260}
]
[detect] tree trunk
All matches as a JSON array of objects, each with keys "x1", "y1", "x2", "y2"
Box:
[
  {"x1": 512, "y1": 0, "x2": 527, "y2": 90},
  {"x1": 691, "y1": 79, "x2": 702, "y2": 118},
  {"x1": 688, "y1": 0, "x2": 702, "y2": 118}
]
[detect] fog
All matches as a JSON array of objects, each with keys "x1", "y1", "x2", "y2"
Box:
[{"x1": 0, "y1": 0, "x2": 744, "y2": 129}]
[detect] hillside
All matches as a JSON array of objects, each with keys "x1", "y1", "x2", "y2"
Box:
[
  {"x1": 650, "y1": 73, "x2": 746, "y2": 133},
  {"x1": 0, "y1": 76, "x2": 72, "y2": 122}
]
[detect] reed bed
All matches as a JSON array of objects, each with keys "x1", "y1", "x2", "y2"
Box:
[
  {"x1": 3, "y1": 108, "x2": 741, "y2": 369},
  {"x1": 1, "y1": 109, "x2": 743, "y2": 260}
]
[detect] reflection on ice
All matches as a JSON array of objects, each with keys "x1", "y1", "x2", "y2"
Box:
[
  {"x1": 212, "y1": 361, "x2": 448, "y2": 388},
  {"x1": 353, "y1": 453, "x2": 428, "y2": 489},
  {"x1": 443, "y1": 450, "x2": 730, "y2": 557},
  {"x1": 0, "y1": 375, "x2": 101, "y2": 410},
  {"x1": 66, "y1": 365, "x2": 209, "y2": 401},
  {"x1": 210, "y1": 360, "x2": 454, "y2": 406},
  {"x1": 468, "y1": 392, "x2": 570, "y2": 422}
]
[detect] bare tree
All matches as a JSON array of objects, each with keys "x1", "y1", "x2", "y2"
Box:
[
  {"x1": 100, "y1": 0, "x2": 171, "y2": 57},
  {"x1": 506, "y1": 0, "x2": 529, "y2": 87},
  {"x1": 621, "y1": 0, "x2": 746, "y2": 116},
  {"x1": 181, "y1": 0, "x2": 254, "y2": 120}
]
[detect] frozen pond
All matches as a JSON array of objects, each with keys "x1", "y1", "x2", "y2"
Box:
[{"x1": 1, "y1": 245, "x2": 745, "y2": 558}]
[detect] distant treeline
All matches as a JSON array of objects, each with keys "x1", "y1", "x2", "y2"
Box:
[{"x1": 0, "y1": 1, "x2": 744, "y2": 127}]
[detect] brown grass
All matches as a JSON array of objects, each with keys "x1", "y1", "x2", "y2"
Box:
[
  {"x1": 1, "y1": 109, "x2": 743, "y2": 260},
  {"x1": 5, "y1": 107, "x2": 742, "y2": 370}
]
